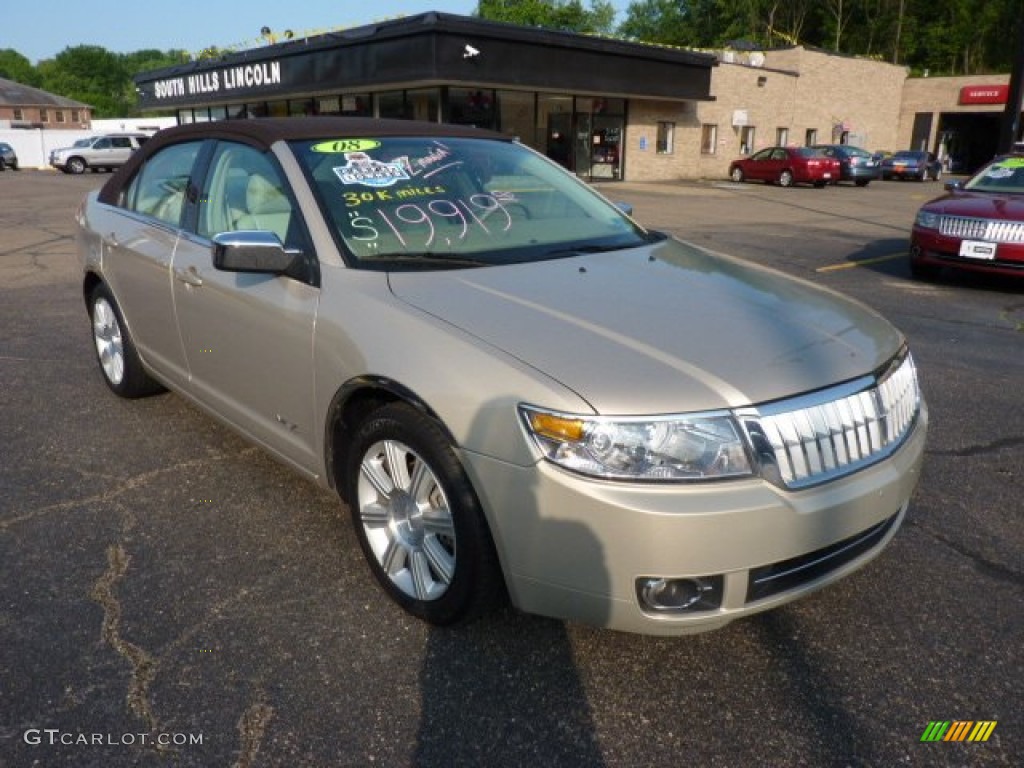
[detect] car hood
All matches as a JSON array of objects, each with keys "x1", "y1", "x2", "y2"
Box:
[
  {"x1": 922, "y1": 190, "x2": 1024, "y2": 220},
  {"x1": 388, "y1": 238, "x2": 903, "y2": 414}
]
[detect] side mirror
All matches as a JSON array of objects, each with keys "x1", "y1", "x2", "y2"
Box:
[
  {"x1": 212, "y1": 230, "x2": 299, "y2": 275},
  {"x1": 615, "y1": 201, "x2": 634, "y2": 217},
  {"x1": 943, "y1": 180, "x2": 963, "y2": 192}
]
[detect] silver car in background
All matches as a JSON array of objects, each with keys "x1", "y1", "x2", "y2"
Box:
[
  {"x1": 50, "y1": 132, "x2": 149, "y2": 174},
  {"x1": 76, "y1": 118, "x2": 927, "y2": 635}
]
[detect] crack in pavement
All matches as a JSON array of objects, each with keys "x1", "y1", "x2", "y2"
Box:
[
  {"x1": 906, "y1": 518, "x2": 1024, "y2": 588},
  {"x1": 0, "y1": 235, "x2": 72, "y2": 260},
  {"x1": 0, "y1": 446, "x2": 261, "y2": 532},
  {"x1": 233, "y1": 691, "x2": 275, "y2": 768},
  {"x1": 926, "y1": 436, "x2": 1024, "y2": 459},
  {"x1": 89, "y1": 543, "x2": 164, "y2": 745}
]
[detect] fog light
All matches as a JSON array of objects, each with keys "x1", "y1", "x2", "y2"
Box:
[{"x1": 636, "y1": 576, "x2": 723, "y2": 613}]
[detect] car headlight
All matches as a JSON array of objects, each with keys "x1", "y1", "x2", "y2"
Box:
[
  {"x1": 519, "y1": 405, "x2": 753, "y2": 481},
  {"x1": 915, "y1": 209, "x2": 940, "y2": 229}
]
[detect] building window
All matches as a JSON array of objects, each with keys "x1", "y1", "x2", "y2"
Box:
[
  {"x1": 656, "y1": 121, "x2": 674, "y2": 154},
  {"x1": 739, "y1": 126, "x2": 755, "y2": 154},
  {"x1": 13, "y1": 108, "x2": 23, "y2": 120},
  {"x1": 71, "y1": 109, "x2": 80, "y2": 122},
  {"x1": 776, "y1": 127, "x2": 788, "y2": 146},
  {"x1": 701, "y1": 124, "x2": 717, "y2": 155},
  {"x1": 805, "y1": 128, "x2": 817, "y2": 146},
  {"x1": 449, "y1": 88, "x2": 497, "y2": 130},
  {"x1": 497, "y1": 90, "x2": 536, "y2": 145},
  {"x1": 40, "y1": 108, "x2": 49, "y2": 123},
  {"x1": 376, "y1": 91, "x2": 407, "y2": 120},
  {"x1": 406, "y1": 88, "x2": 440, "y2": 122},
  {"x1": 56, "y1": 110, "x2": 66, "y2": 123}
]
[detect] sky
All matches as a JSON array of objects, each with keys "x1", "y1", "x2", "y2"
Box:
[{"x1": 4, "y1": 1, "x2": 627, "y2": 64}]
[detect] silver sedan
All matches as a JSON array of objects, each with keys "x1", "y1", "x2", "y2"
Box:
[{"x1": 77, "y1": 117, "x2": 927, "y2": 635}]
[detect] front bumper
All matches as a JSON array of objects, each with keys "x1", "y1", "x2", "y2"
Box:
[
  {"x1": 463, "y1": 413, "x2": 927, "y2": 635},
  {"x1": 912, "y1": 227, "x2": 1024, "y2": 276}
]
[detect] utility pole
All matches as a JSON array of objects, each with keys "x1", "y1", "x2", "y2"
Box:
[{"x1": 998, "y1": 11, "x2": 1024, "y2": 153}]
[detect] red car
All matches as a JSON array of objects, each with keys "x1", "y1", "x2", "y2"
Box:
[
  {"x1": 728, "y1": 146, "x2": 840, "y2": 188},
  {"x1": 910, "y1": 153, "x2": 1024, "y2": 279}
]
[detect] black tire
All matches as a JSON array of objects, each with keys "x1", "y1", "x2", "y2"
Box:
[
  {"x1": 855, "y1": 179, "x2": 870, "y2": 187},
  {"x1": 0, "y1": 160, "x2": 5, "y2": 171},
  {"x1": 87, "y1": 283, "x2": 165, "y2": 398},
  {"x1": 345, "y1": 402, "x2": 504, "y2": 626},
  {"x1": 779, "y1": 169, "x2": 794, "y2": 187},
  {"x1": 67, "y1": 157, "x2": 87, "y2": 175},
  {"x1": 932, "y1": 168, "x2": 943, "y2": 182},
  {"x1": 813, "y1": 180, "x2": 826, "y2": 188},
  {"x1": 730, "y1": 166, "x2": 745, "y2": 183}
]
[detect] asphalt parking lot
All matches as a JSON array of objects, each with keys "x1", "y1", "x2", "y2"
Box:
[{"x1": 1, "y1": 169, "x2": 1021, "y2": 767}]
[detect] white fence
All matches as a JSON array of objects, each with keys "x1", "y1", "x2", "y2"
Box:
[{"x1": 0, "y1": 118, "x2": 175, "y2": 169}]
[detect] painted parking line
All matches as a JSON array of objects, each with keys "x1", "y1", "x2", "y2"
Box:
[{"x1": 816, "y1": 252, "x2": 905, "y2": 272}]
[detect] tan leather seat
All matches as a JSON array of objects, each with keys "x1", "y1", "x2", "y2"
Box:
[{"x1": 235, "y1": 174, "x2": 292, "y2": 243}]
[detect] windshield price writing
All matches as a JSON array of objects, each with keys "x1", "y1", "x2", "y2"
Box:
[{"x1": 345, "y1": 193, "x2": 518, "y2": 251}]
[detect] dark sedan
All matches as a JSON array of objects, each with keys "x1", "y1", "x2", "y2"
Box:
[
  {"x1": 882, "y1": 150, "x2": 942, "y2": 181},
  {"x1": 728, "y1": 146, "x2": 840, "y2": 187},
  {"x1": 812, "y1": 144, "x2": 881, "y2": 186},
  {"x1": 0, "y1": 141, "x2": 18, "y2": 171},
  {"x1": 910, "y1": 153, "x2": 1024, "y2": 279}
]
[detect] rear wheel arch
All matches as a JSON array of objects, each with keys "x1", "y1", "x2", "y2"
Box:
[{"x1": 83, "y1": 271, "x2": 103, "y2": 310}]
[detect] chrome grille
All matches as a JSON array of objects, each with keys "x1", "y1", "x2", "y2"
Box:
[
  {"x1": 939, "y1": 215, "x2": 1024, "y2": 243},
  {"x1": 738, "y1": 353, "x2": 921, "y2": 489}
]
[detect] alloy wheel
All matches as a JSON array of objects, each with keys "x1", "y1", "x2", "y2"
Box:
[
  {"x1": 92, "y1": 297, "x2": 125, "y2": 386},
  {"x1": 356, "y1": 439, "x2": 457, "y2": 602}
]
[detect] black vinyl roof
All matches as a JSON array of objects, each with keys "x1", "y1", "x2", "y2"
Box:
[{"x1": 141, "y1": 116, "x2": 506, "y2": 150}]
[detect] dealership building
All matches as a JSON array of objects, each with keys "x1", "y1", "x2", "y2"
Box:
[{"x1": 134, "y1": 11, "x2": 1021, "y2": 182}]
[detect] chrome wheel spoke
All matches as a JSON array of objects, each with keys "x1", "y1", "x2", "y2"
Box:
[
  {"x1": 384, "y1": 440, "x2": 411, "y2": 490},
  {"x1": 423, "y1": 536, "x2": 455, "y2": 584},
  {"x1": 360, "y1": 452, "x2": 395, "y2": 499},
  {"x1": 359, "y1": 501, "x2": 390, "y2": 527},
  {"x1": 381, "y1": 536, "x2": 407, "y2": 576},
  {"x1": 410, "y1": 550, "x2": 434, "y2": 600},
  {"x1": 421, "y1": 506, "x2": 454, "y2": 538},
  {"x1": 408, "y1": 459, "x2": 433, "y2": 503}
]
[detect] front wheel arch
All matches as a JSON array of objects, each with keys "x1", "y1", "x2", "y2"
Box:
[{"x1": 325, "y1": 377, "x2": 454, "y2": 500}]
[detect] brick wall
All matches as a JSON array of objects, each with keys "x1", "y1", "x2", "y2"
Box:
[{"x1": 622, "y1": 46, "x2": 908, "y2": 182}]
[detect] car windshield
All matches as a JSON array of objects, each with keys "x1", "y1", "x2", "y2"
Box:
[
  {"x1": 963, "y1": 156, "x2": 1024, "y2": 194},
  {"x1": 892, "y1": 151, "x2": 921, "y2": 159},
  {"x1": 290, "y1": 136, "x2": 651, "y2": 269},
  {"x1": 844, "y1": 147, "x2": 872, "y2": 158},
  {"x1": 73, "y1": 138, "x2": 92, "y2": 147}
]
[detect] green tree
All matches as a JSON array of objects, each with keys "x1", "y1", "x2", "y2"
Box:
[
  {"x1": 476, "y1": 0, "x2": 616, "y2": 34},
  {"x1": 0, "y1": 48, "x2": 41, "y2": 86},
  {"x1": 38, "y1": 45, "x2": 130, "y2": 117}
]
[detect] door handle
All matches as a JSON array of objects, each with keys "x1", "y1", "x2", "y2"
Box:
[{"x1": 174, "y1": 265, "x2": 204, "y2": 287}]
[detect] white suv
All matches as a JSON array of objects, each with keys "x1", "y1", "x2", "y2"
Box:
[{"x1": 50, "y1": 133, "x2": 150, "y2": 174}]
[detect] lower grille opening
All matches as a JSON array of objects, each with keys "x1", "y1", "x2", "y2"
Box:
[{"x1": 746, "y1": 512, "x2": 899, "y2": 603}]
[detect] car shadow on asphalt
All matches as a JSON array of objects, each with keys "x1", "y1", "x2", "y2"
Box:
[{"x1": 414, "y1": 397, "x2": 609, "y2": 766}]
